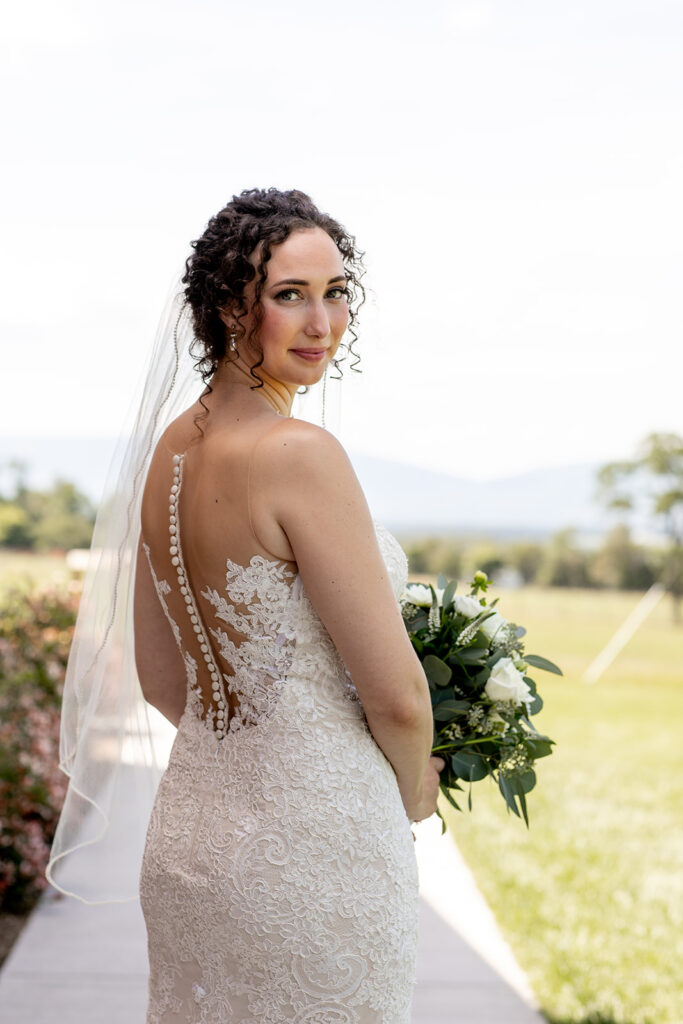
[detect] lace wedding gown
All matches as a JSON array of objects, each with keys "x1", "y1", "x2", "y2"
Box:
[{"x1": 138, "y1": 450, "x2": 419, "y2": 1024}]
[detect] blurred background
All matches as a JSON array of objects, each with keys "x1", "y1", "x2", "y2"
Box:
[{"x1": 1, "y1": 2, "x2": 682, "y2": 1022}]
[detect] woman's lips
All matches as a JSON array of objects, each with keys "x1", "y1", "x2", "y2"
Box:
[{"x1": 291, "y1": 348, "x2": 327, "y2": 363}]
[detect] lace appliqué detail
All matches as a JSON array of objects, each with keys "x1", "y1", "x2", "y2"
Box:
[{"x1": 200, "y1": 556, "x2": 299, "y2": 733}]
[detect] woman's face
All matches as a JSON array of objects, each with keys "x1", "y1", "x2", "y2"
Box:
[{"x1": 239, "y1": 226, "x2": 350, "y2": 386}]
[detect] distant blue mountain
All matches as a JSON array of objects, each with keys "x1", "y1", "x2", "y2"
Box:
[
  {"x1": 0, "y1": 435, "x2": 613, "y2": 539},
  {"x1": 351, "y1": 454, "x2": 607, "y2": 536}
]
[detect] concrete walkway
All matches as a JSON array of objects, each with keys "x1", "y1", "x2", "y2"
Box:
[{"x1": 0, "y1": 820, "x2": 545, "y2": 1023}]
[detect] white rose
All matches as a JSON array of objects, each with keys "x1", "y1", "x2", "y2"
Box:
[
  {"x1": 402, "y1": 583, "x2": 432, "y2": 608},
  {"x1": 454, "y1": 595, "x2": 482, "y2": 618},
  {"x1": 484, "y1": 657, "x2": 532, "y2": 707},
  {"x1": 480, "y1": 610, "x2": 508, "y2": 641}
]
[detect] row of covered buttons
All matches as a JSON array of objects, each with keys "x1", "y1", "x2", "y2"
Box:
[{"x1": 170, "y1": 454, "x2": 228, "y2": 738}]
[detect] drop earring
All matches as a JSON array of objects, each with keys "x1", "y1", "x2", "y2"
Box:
[{"x1": 229, "y1": 331, "x2": 237, "y2": 353}]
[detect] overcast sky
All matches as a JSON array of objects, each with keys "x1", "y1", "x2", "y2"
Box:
[{"x1": 2, "y1": 0, "x2": 681, "y2": 480}]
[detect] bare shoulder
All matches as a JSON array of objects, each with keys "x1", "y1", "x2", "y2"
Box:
[{"x1": 253, "y1": 418, "x2": 355, "y2": 482}]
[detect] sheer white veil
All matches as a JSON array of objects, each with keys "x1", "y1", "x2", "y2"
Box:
[{"x1": 46, "y1": 272, "x2": 346, "y2": 904}]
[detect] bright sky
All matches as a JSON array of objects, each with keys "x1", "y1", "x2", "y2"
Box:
[{"x1": 2, "y1": 0, "x2": 681, "y2": 480}]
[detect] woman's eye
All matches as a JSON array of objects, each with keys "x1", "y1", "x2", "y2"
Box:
[{"x1": 274, "y1": 286, "x2": 348, "y2": 301}]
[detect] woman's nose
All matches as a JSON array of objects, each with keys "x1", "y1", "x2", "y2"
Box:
[{"x1": 304, "y1": 300, "x2": 330, "y2": 338}]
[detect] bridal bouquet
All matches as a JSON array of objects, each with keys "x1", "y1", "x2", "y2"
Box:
[{"x1": 401, "y1": 570, "x2": 560, "y2": 828}]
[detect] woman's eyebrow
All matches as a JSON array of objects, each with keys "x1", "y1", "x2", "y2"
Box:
[{"x1": 271, "y1": 275, "x2": 347, "y2": 287}]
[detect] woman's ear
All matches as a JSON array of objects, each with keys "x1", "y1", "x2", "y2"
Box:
[{"x1": 217, "y1": 307, "x2": 235, "y2": 331}]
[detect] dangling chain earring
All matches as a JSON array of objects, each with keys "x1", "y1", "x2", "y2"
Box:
[
  {"x1": 321, "y1": 365, "x2": 328, "y2": 429},
  {"x1": 229, "y1": 331, "x2": 237, "y2": 353}
]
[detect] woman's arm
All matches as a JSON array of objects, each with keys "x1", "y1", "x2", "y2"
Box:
[
  {"x1": 252, "y1": 421, "x2": 437, "y2": 820},
  {"x1": 133, "y1": 535, "x2": 187, "y2": 727}
]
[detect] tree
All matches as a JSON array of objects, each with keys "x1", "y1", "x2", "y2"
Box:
[
  {"x1": 591, "y1": 523, "x2": 656, "y2": 591},
  {"x1": 0, "y1": 505, "x2": 33, "y2": 548},
  {"x1": 508, "y1": 540, "x2": 545, "y2": 584},
  {"x1": 0, "y1": 469, "x2": 96, "y2": 552},
  {"x1": 536, "y1": 527, "x2": 592, "y2": 588},
  {"x1": 597, "y1": 432, "x2": 683, "y2": 623}
]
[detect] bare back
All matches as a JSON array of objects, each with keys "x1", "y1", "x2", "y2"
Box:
[{"x1": 138, "y1": 400, "x2": 299, "y2": 736}]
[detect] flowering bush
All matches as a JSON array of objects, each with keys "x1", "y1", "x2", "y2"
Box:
[
  {"x1": 402, "y1": 570, "x2": 561, "y2": 827},
  {"x1": 0, "y1": 582, "x2": 79, "y2": 911}
]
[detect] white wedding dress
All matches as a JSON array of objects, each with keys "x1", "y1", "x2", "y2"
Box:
[{"x1": 138, "y1": 451, "x2": 419, "y2": 1024}]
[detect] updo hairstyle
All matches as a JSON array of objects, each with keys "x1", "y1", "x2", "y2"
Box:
[{"x1": 182, "y1": 188, "x2": 366, "y2": 392}]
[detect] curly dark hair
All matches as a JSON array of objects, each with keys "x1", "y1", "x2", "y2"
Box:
[{"x1": 182, "y1": 188, "x2": 366, "y2": 415}]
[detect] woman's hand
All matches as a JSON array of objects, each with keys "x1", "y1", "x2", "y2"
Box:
[{"x1": 406, "y1": 755, "x2": 446, "y2": 823}]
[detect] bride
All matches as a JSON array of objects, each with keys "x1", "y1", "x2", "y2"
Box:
[{"x1": 54, "y1": 187, "x2": 444, "y2": 1023}]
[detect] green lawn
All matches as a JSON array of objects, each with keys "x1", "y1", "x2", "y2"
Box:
[
  {"x1": 0, "y1": 550, "x2": 70, "y2": 600},
  {"x1": 438, "y1": 585, "x2": 683, "y2": 1024}
]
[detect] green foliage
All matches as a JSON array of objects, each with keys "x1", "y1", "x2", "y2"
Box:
[
  {"x1": 403, "y1": 528, "x2": 663, "y2": 594},
  {"x1": 0, "y1": 505, "x2": 33, "y2": 548},
  {"x1": 0, "y1": 471, "x2": 95, "y2": 552},
  {"x1": 537, "y1": 528, "x2": 593, "y2": 588},
  {"x1": 0, "y1": 582, "x2": 80, "y2": 911},
  {"x1": 460, "y1": 541, "x2": 507, "y2": 582},
  {"x1": 30, "y1": 512, "x2": 94, "y2": 551},
  {"x1": 597, "y1": 432, "x2": 683, "y2": 618},
  {"x1": 590, "y1": 524, "x2": 657, "y2": 591},
  {"x1": 508, "y1": 540, "x2": 545, "y2": 583},
  {"x1": 403, "y1": 536, "x2": 462, "y2": 577}
]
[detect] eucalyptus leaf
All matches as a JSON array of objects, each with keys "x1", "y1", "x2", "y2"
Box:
[
  {"x1": 442, "y1": 580, "x2": 457, "y2": 609},
  {"x1": 507, "y1": 775, "x2": 530, "y2": 826},
  {"x1": 456, "y1": 648, "x2": 488, "y2": 664},
  {"x1": 527, "y1": 738, "x2": 554, "y2": 758},
  {"x1": 423, "y1": 654, "x2": 452, "y2": 688},
  {"x1": 486, "y1": 650, "x2": 506, "y2": 668},
  {"x1": 527, "y1": 693, "x2": 543, "y2": 715},
  {"x1": 498, "y1": 774, "x2": 521, "y2": 818},
  {"x1": 524, "y1": 654, "x2": 563, "y2": 675},
  {"x1": 434, "y1": 700, "x2": 469, "y2": 721},
  {"x1": 518, "y1": 786, "x2": 529, "y2": 827},
  {"x1": 437, "y1": 573, "x2": 448, "y2": 590},
  {"x1": 452, "y1": 751, "x2": 488, "y2": 782},
  {"x1": 473, "y1": 667, "x2": 491, "y2": 686},
  {"x1": 440, "y1": 785, "x2": 462, "y2": 813}
]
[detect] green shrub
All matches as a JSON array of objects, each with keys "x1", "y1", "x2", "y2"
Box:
[
  {"x1": 0, "y1": 505, "x2": 33, "y2": 549},
  {"x1": 0, "y1": 582, "x2": 79, "y2": 911}
]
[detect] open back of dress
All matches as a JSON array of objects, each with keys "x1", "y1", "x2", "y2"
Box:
[{"x1": 140, "y1": 424, "x2": 300, "y2": 740}]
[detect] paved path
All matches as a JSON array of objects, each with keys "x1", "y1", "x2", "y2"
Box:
[{"x1": 0, "y1": 819, "x2": 545, "y2": 1023}]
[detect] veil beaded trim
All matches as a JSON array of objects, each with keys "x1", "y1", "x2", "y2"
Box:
[{"x1": 46, "y1": 275, "x2": 343, "y2": 904}]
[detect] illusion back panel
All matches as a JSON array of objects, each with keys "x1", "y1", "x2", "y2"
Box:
[{"x1": 140, "y1": 422, "x2": 299, "y2": 736}]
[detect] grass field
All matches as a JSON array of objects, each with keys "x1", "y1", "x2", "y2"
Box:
[
  {"x1": 437, "y1": 584, "x2": 683, "y2": 1024},
  {"x1": 0, "y1": 550, "x2": 71, "y2": 600}
]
